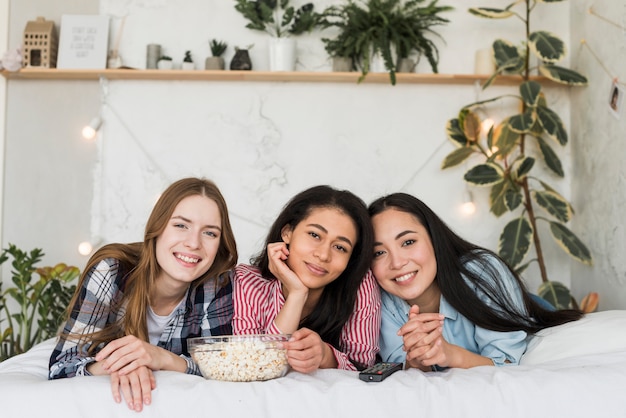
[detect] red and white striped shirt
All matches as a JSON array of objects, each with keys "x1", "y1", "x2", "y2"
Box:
[{"x1": 232, "y1": 264, "x2": 381, "y2": 370}]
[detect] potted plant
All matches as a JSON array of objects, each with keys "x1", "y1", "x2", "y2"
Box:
[
  {"x1": 0, "y1": 244, "x2": 80, "y2": 361},
  {"x1": 206, "y1": 39, "x2": 228, "y2": 70},
  {"x1": 182, "y1": 50, "x2": 195, "y2": 70},
  {"x1": 157, "y1": 55, "x2": 173, "y2": 70},
  {"x1": 319, "y1": 0, "x2": 453, "y2": 84},
  {"x1": 440, "y1": 0, "x2": 597, "y2": 311},
  {"x1": 234, "y1": 0, "x2": 321, "y2": 71}
]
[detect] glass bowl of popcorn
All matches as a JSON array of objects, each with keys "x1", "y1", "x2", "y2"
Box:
[{"x1": 188, "y1": 334, "x2": 291, "y2": 382}]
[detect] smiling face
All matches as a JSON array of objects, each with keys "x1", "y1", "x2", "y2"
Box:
[
  {"x1": 155, "y1": 194, "x2": 222, "y2": 290},
  {"x1": 281, "y1": 207, "x2": 357, "y2": 293},
  {"x1": 371, "y1": 208, "x2": 439, "y2": 308}
]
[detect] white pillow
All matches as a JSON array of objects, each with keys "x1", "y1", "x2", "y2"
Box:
[{"x1": 521, "y1": 310, "x2": 626, "y2": 365}]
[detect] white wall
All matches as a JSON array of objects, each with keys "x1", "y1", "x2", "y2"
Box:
[
  {"x1": 0, "y1": 0, "x2": 8, "y2": 246},
  {"x1": 4, "y1": 0, "x2": 623, "y2": 309},
  {"x1": 570, "y1": 1, "x2": 626, "y2": 310},
  {"x1": 2, "y1": 0, "x2": 99, "y2": 280}
]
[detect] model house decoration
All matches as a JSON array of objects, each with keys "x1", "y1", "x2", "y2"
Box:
[{"x1": 22, "y1": 16, "x2": 58, "y2": 68}]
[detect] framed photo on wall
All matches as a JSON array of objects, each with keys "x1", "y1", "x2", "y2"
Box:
[{"x1": 57, "y1": 15, "x2": 110, "y2": 69}]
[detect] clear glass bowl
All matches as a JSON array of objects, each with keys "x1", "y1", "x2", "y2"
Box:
[{"x1": 188, "y1": 334, "x2": 291, "y2": 382}]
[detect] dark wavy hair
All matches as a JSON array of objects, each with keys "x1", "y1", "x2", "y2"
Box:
[
  {"x1": 368, "y1": 192, "x2": 583, "y2": 334},
  {"x1": 251, "y1": 185, "x2": 373, "y2": 348}
]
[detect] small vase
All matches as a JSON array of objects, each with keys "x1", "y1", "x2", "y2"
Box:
[
  {"x1": 205, "y1": 56, "x2": 225, "y2": 70},
  {"x1": 157, "y1": 59, "x2": 173, "y2": 70},
  {"x1": 332, "y1": 56, "x2": 352, "y2": 72},
  {"x1": 268, "y1": 38, "x2": 296, "y2": 72},
  {"x1": 181, "y1": 62, "x2": 195, "y2": 70},
  {"x1": 230, "y1": 49, "x2": 252, "y2": 71}
]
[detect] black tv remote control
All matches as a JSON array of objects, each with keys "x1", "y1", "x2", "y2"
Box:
[{"x1": 358, "y1": 362, "x2": 403, "y2": 382}]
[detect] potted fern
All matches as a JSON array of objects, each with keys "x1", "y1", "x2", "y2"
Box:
[
  {"x1": 234, "y1": 0, "x2": 321, "y2": 71},
  {"x1": 319, "y1": 0, "x2": 453, "y2": 84},
  {"x1": 206, "y1": 39, "x2": 228, "y2": 70},
  {"x1": 440, "y1": 0, "x2": 597, "y2": 311},
  {"x1": 0, "y1": 244, "x2": 80, "y2": 361}
]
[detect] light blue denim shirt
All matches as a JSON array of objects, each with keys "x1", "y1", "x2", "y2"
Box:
[{"x1": 379, "y1": 254, "x2": 528, "y2": 367}]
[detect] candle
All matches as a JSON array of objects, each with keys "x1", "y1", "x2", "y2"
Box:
[{"x1": 474, "y1": 48, "x2": 495, "y2": 75}]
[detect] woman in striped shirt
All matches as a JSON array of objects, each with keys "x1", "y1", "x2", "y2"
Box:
[
  {"x1": 232, "y1": 185, "x2": 381, "y2": 373},
  {"x1": 49, "y1": 178, "x2": 237, "y2": 412}
]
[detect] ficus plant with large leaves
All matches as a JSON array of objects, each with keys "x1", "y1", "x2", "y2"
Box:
[{"x1": 441, "y1": 0, "x2": 598, "y2": 311}]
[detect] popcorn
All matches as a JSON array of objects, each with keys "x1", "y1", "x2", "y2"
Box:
[{"x1": 190, "y1": 336, "x2": 290, "y2": 382}]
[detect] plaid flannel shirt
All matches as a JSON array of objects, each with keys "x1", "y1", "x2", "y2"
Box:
[{"x1": 49, "y1": 258, "x2": 233, "y2": 379}]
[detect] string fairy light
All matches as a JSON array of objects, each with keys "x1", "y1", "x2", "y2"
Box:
[
  {"x1": 588, "y1": 7, "x2": 626, "y2": 31},
  {"x1": 579, "y1": 39, "x2": 625, "y2": 88}
]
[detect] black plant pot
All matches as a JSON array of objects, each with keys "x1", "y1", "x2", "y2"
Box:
[{"x1": 230, "y1": 49, "x2": 252, "y2": 71}]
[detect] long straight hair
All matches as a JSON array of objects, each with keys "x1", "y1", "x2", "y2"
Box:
[
  {"x1": 63, "y1": 178, "x2": 238, "y2": 353},
  {"x1": 368, "y1": 192, "x2": 583, "y2": 334},
  {"x1": 251, "y1": 185, "x2": 373, "y2": 349}
]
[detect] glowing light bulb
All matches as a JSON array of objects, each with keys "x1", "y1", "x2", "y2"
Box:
[
  {"x1": 460, "y1": 191, "x2": 476, "y2": 216},
  {"x1": 481, "y1": 118, "x2": 495, "y2": 134},
  {"x1": 82, "y1": 117, "x2": 102, "y2": 140},
  {"x1": 78, "y1": 241, "x2": 94, "y2": 256},
  {"x1": 78, "y1": 237, "x2": 103, "y2": 256}
]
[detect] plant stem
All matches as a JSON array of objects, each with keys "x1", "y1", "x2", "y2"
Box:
[{"x1": 520, "y1": 0, "x2": 548, "y2": 284}]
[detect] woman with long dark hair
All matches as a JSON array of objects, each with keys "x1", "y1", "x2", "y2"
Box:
[
  {"x1": 232, "y1": 185, "x2": 381, "y2": 373},
  {"x1": 368, "y1": 192, "x2": 583, "y2": 371}
]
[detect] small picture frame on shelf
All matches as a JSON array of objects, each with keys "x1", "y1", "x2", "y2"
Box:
[{"x1": 57, "y1": 14, "x2": 110, "y2": 69}]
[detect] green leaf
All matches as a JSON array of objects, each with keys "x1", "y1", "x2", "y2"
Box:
[
  {"x1": 549, "y1": 222, "x2": 593, "y2": 265},
  {"x1": 538, "y1": 65, "x2": 588, "y2": 86},
  {"x1": 464, "y1": 163, "x2": 504, "y2": 186},
  {"x1": 445, "y1": 118, "x2": 468, "y2": 147},
  {"x1": 442, "y1": 147, "x2": 475, "y2": 169},
  {"x1": 539, "y1": 180, "x2": 573, "y2": 213},
  {"x1": 469, "y1": 8, "x2": 515, "y2": 19},
  {"x1": 490, "y1": 181, "x2": 509, "y2": 217},
  {"x1": 529, "y1": 31, "x2": 566, "y2": 63},
  {"x1": 536, "y1": 105, "x2": 568, "y2": 145},
  {"x1": 499, "y1": 216, "x2": 533, "y2": 268},
  {"x1": 537, "y1": 281, "x2": 572, "y2": 310},
  {"x1": 505, "y1": 187, "x2": 523, "y2": 211},
  {"x1": 535, "y1": 136, "x2": 564, "y2": 177},
  {"x1": 493, "y1": 40, "x2": 523, "y2": 72},
  {"x1": 520, "y1": 81, "x2": 542, "y2": 107},
  {"x1": 533, "y1": 190, "x2": 571, "y2": 222},
  {"x1": 492, "y1": 122, "x2": 520, "y2": 157},
  {"x1": 512, "y1": 156, "x2": 535, "y2": 180},
  {"x1": 463, "y1": 111, "x2": 482, "y2": 142},
  {"x1": 508, "y1": 109, "x2": 535, "y2": 133}
]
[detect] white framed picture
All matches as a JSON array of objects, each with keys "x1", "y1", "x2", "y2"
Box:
[{"x1": 57, "y1": 15, "x2": 110, "y2": 69}]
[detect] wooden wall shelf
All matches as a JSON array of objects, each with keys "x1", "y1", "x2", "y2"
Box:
[{"x1": 1, "y1": 68, "x2": 551, "y2": 85}]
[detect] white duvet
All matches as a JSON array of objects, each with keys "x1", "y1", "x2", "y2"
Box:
[{"x1": 1, "y1": 310, "x2": 626, "y2": 418}]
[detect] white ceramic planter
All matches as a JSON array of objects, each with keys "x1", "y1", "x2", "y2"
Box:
[
  {"x1": 182, "y1": 62, "x2": 195, "y2": 70},
  {"x1": 268, "y1": 37, "x2": 296, "y2": 72},
  {"x1": 157, "y1": 59, "x2": 173, "y2": 70}
]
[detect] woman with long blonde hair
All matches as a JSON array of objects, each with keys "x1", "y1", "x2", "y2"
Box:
[{"x1": 49, "y1": 177, "x2": 237, "y2": 412}]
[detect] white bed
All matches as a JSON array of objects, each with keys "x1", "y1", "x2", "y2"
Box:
[{"x1": 2, "y1": 310, "x2": 626, "y2": 418}]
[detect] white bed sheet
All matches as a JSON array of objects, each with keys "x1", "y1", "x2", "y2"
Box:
[{"x1": 2, "y1": 311, "x2": 626, "y2": 418}]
